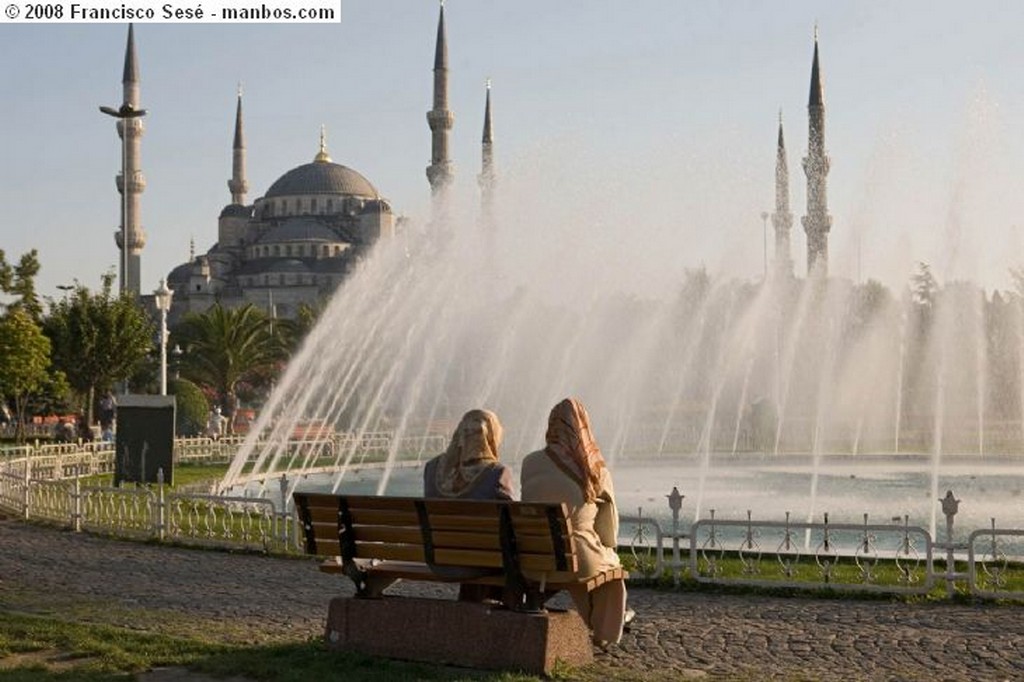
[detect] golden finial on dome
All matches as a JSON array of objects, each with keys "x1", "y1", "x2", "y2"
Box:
[{"x1": 314, "y1": 124, "x2": 332, "y2": 163}]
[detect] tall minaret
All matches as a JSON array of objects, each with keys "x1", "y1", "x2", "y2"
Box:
[
  {"x1": 801, "y1": 27, "x2": 832, "y2": 278},
  {"x1": 478, "y1": 80, "x2": 495, "y2": 229},
  {"x1": 115, "y1": 23, "x2": 147, "y2": 296},
  {"x1": 426, "y1": 1, "x2": 454, "y2": 196},
  {"x1": 772, "y1": 112, "x2": 794, "y2": 279},
  {"x1": 228, "y1": 85, "x2": 249, "y2": 206}
]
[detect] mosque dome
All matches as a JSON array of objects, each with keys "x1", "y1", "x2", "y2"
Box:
[
  {"x1": 265, "y1": 160, "x2": 378, "y2": 199},
  {"x1": 167, "y1": 262, "x2": 194, "y2": 287}
]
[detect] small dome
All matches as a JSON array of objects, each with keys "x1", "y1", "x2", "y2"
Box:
[
  {"x1": 219, "y1": 203, "x2": 252, "y2": 219},
  {"x1": 167, "y1": 262, "x2": 194, "y2": 286},
  {"x1": 265, "y1": 160, "x2": 378, "y2": 199}
]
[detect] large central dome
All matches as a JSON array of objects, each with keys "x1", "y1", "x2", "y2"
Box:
[{"x1": 265, "y1": 159, "x2": 378, "y2": 199}]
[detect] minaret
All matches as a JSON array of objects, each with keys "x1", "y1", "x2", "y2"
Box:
[
  {"x1": 426, "y1": 1, "x2": 454, "y2": 196},
  {"x1": 801, "y1": 27, "x2": 832, "y2": 278},
  {"x1": 115, "y1": 23, "x2": 147, "y2": 296},
  {"x1": 772, "y1": 112, "x2": 794, "y2": 278},
  {"x1": 228, "y1": 85, "x2": 249, "y2": 205},
  {"x1": 478, "y1": 80, "x2": 495, "y2": 230}
]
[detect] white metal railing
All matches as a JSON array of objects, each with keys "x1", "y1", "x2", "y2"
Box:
[
  {"x1": 621, "y1": 487, "x2": 1024, "y2": 600},
  {"x1": 9, "y1": 441, "x2": 1018, "y2": 601},
  {"x1": 0, "y1": 445, "x2": 294, "y2": 553}
]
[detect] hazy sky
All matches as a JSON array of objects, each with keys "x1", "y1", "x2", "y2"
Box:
[{"x1": 3, "y1": 1, "x2": 1024, "y2": 301}]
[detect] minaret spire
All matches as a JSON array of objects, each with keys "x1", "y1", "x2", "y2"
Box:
[
  {"x1": 228, "y1": 85, "x2": 249, "y2": 205},
  {"x1": 314, "y1": 124, "x2": 332, "y2": 163},
  {"x1": 478, "y1": 79, "x2": 496, "y2": 230},
  {"x1": 772, "y1": 112, "x2": 794, "y2": 278},
  {"x1": 426, "y1": 1, "x2": 455, "y2": 196},
  {"x1": 114, "y1": 22, "x2": 147, "y2": 296},
  {"x1": 801, "y1": 27, "x2": 832, "y2": 277}
]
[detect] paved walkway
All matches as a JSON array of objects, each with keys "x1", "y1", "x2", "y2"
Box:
[{"x1": 1, "y1": 518, "x2": 1022, "y2": 681}]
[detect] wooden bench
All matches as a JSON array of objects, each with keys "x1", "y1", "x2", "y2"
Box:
[{"x1": 292, "y1": 492, "x2": 627, "y2": 612}]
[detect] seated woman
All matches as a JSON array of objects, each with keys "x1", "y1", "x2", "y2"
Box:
[
  {"x1": 520, "y1": 397, "x2": 632, "y2": 647},
  {"x1": 424, "y1": 409, "x2": 513, "y2": 501},
  {"x1": 424, "y1": 409, "x2": 513, "y2": 601}
]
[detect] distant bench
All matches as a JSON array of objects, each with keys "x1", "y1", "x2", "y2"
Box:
[{"x1": 292, "y1": 492, "x2": 628, "y2": 673}]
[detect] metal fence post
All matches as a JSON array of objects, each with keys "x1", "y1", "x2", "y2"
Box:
[
  {"x1": 155, "y1": 467, "x2": 166, "y2": 541},
  {"x1": 72, "y1": 465, "x2": 82, "y2": 532},
  {"x1": 22, "y1": 451, "x2": 30, "y2": 520},
  {"x1": 279, "y1": 473, "x2": 289, "y2": 550},
  {"x1": 941, "y1": 490, "x2": 960, "y2": 597},
  {"x1": 667, "y1": 486, "x2": 684, "y2": 586}
]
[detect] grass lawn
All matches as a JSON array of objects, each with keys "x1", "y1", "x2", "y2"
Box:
[{"x1": 0, "y1": 610, "x2": 679, "y2": 682}]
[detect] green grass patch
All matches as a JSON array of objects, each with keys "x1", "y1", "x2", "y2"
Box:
[{"x1": 0, "y1": 611, "x2": 658, "y2": 681}]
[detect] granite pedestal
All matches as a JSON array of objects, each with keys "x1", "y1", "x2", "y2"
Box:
[{"x1": 324, "y1": 596, "x2": 593, "y2": 675}]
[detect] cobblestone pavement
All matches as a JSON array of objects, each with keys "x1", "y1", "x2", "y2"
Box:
[{"x1": 1, "y1": 518, "x2": 1022, "y2": 681}]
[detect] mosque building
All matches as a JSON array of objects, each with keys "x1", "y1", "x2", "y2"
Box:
[
  {"x1": 104, "y1": 5, "x2": 468, "y2": 321},
  {"x1": 105, "y1": 10, "x2": 828, "y2": 318}
]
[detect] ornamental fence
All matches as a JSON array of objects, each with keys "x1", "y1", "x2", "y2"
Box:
[
  {"x1": 621, "y1": 487, "x2": 1024, "y2": 600},
  {"x1": 3, "y1": 441, "x2": 1024, "y2": 600}
]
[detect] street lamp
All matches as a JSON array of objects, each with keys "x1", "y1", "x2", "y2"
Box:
[
  {"x1": 99, "y1": 103, "x2": 147, "y2": 295},
  {"x1": 153, "y1": 279, "x2": 173, "y2": 395}
]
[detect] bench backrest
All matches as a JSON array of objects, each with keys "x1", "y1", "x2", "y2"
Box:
[{"x1": 293, "y1": 493, "x2": 580, "y2": 575}]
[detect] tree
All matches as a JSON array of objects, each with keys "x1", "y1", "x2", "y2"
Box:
[
  {"x1": 175, "y1": 304, "x2": 286, "y2": 431},
  {"x1": 44, "y1": 273, "x2": 154, "y2": 422},
  {"x1": 169, "y1": 377, "x2": 209, "y2": 437},
  {"x1": 0, "y1": 249, "x2": 43, "y2": 321},
  {"x1": 0, "y1": 308, "x2": 54, "y2": 441}
]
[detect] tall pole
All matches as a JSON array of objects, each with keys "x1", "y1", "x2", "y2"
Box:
[
  {"x1": 160, "y1": 307, "x2": 168, "y2": 396},
  {"x1": 153, "y1": 279, "x2": 173, "y2": 396}
]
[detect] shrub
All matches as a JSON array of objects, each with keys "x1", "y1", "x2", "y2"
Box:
[{"x1": 169, "y1": 378, "x2": 209, "y2": 437}]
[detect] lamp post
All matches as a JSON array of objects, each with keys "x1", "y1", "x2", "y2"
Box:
[
  {"x1": 99, "y1": 103, "x2": 147, "y2": 295},
  {"x1": 153, "y1": 279, "x2": 173, "y2": 395}
]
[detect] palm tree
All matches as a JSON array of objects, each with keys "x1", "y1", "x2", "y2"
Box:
[{"x1": 175, "y1": 304, "x2": 286, "y2": 431}]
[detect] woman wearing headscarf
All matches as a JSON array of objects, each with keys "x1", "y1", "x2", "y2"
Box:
[
  {"x1": 520, "y1": 397, "x2": 631, "y2": 647},
  {"x1": 424, "y1": 409, "x2": 513, "y2": 500},
  {"x1": 423, "y1": 409, "x2": 513, "y2": 602}
]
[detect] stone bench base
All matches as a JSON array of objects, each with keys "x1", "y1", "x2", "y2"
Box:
[{"x1": 324, "y1": 596, "x2": 593, "y2": 675}]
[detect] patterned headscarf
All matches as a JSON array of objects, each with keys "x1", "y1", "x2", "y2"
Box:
[
  {"x1": 544, "y1": 397, "x2": 606, "y2": 503},
  {"x1": 434, "y1": 409, "x2": 504, "y2": 497}
]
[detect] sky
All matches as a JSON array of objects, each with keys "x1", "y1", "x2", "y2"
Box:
[{"x1": 3, "y1": 1, "x2": 1024, "y2": 302}]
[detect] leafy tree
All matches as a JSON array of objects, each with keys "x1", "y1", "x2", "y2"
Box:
[
  {"x1": 0, "y1": 308, "x2": 54, "y2": 441},
  {"x1": 174, "y1": 304, "x2": 286, "y2": 431},
  {"x1": 168, "y1": 377, "x2": 209, "y2": 437},
  {"x1": 0, "y1": 249, "x2": 43, "y2": 321},
  {"x1": 43, "y1": 273, "x2": 154, "y2": 422}
]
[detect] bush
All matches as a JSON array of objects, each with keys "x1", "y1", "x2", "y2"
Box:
[{"x1": 169, "y1": 378, "x2": 209, "y2": 437}]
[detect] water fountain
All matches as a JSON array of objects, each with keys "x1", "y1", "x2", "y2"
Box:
[{"x1": 217, "y1": 126, "x2": 1024, "y2": 544}]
